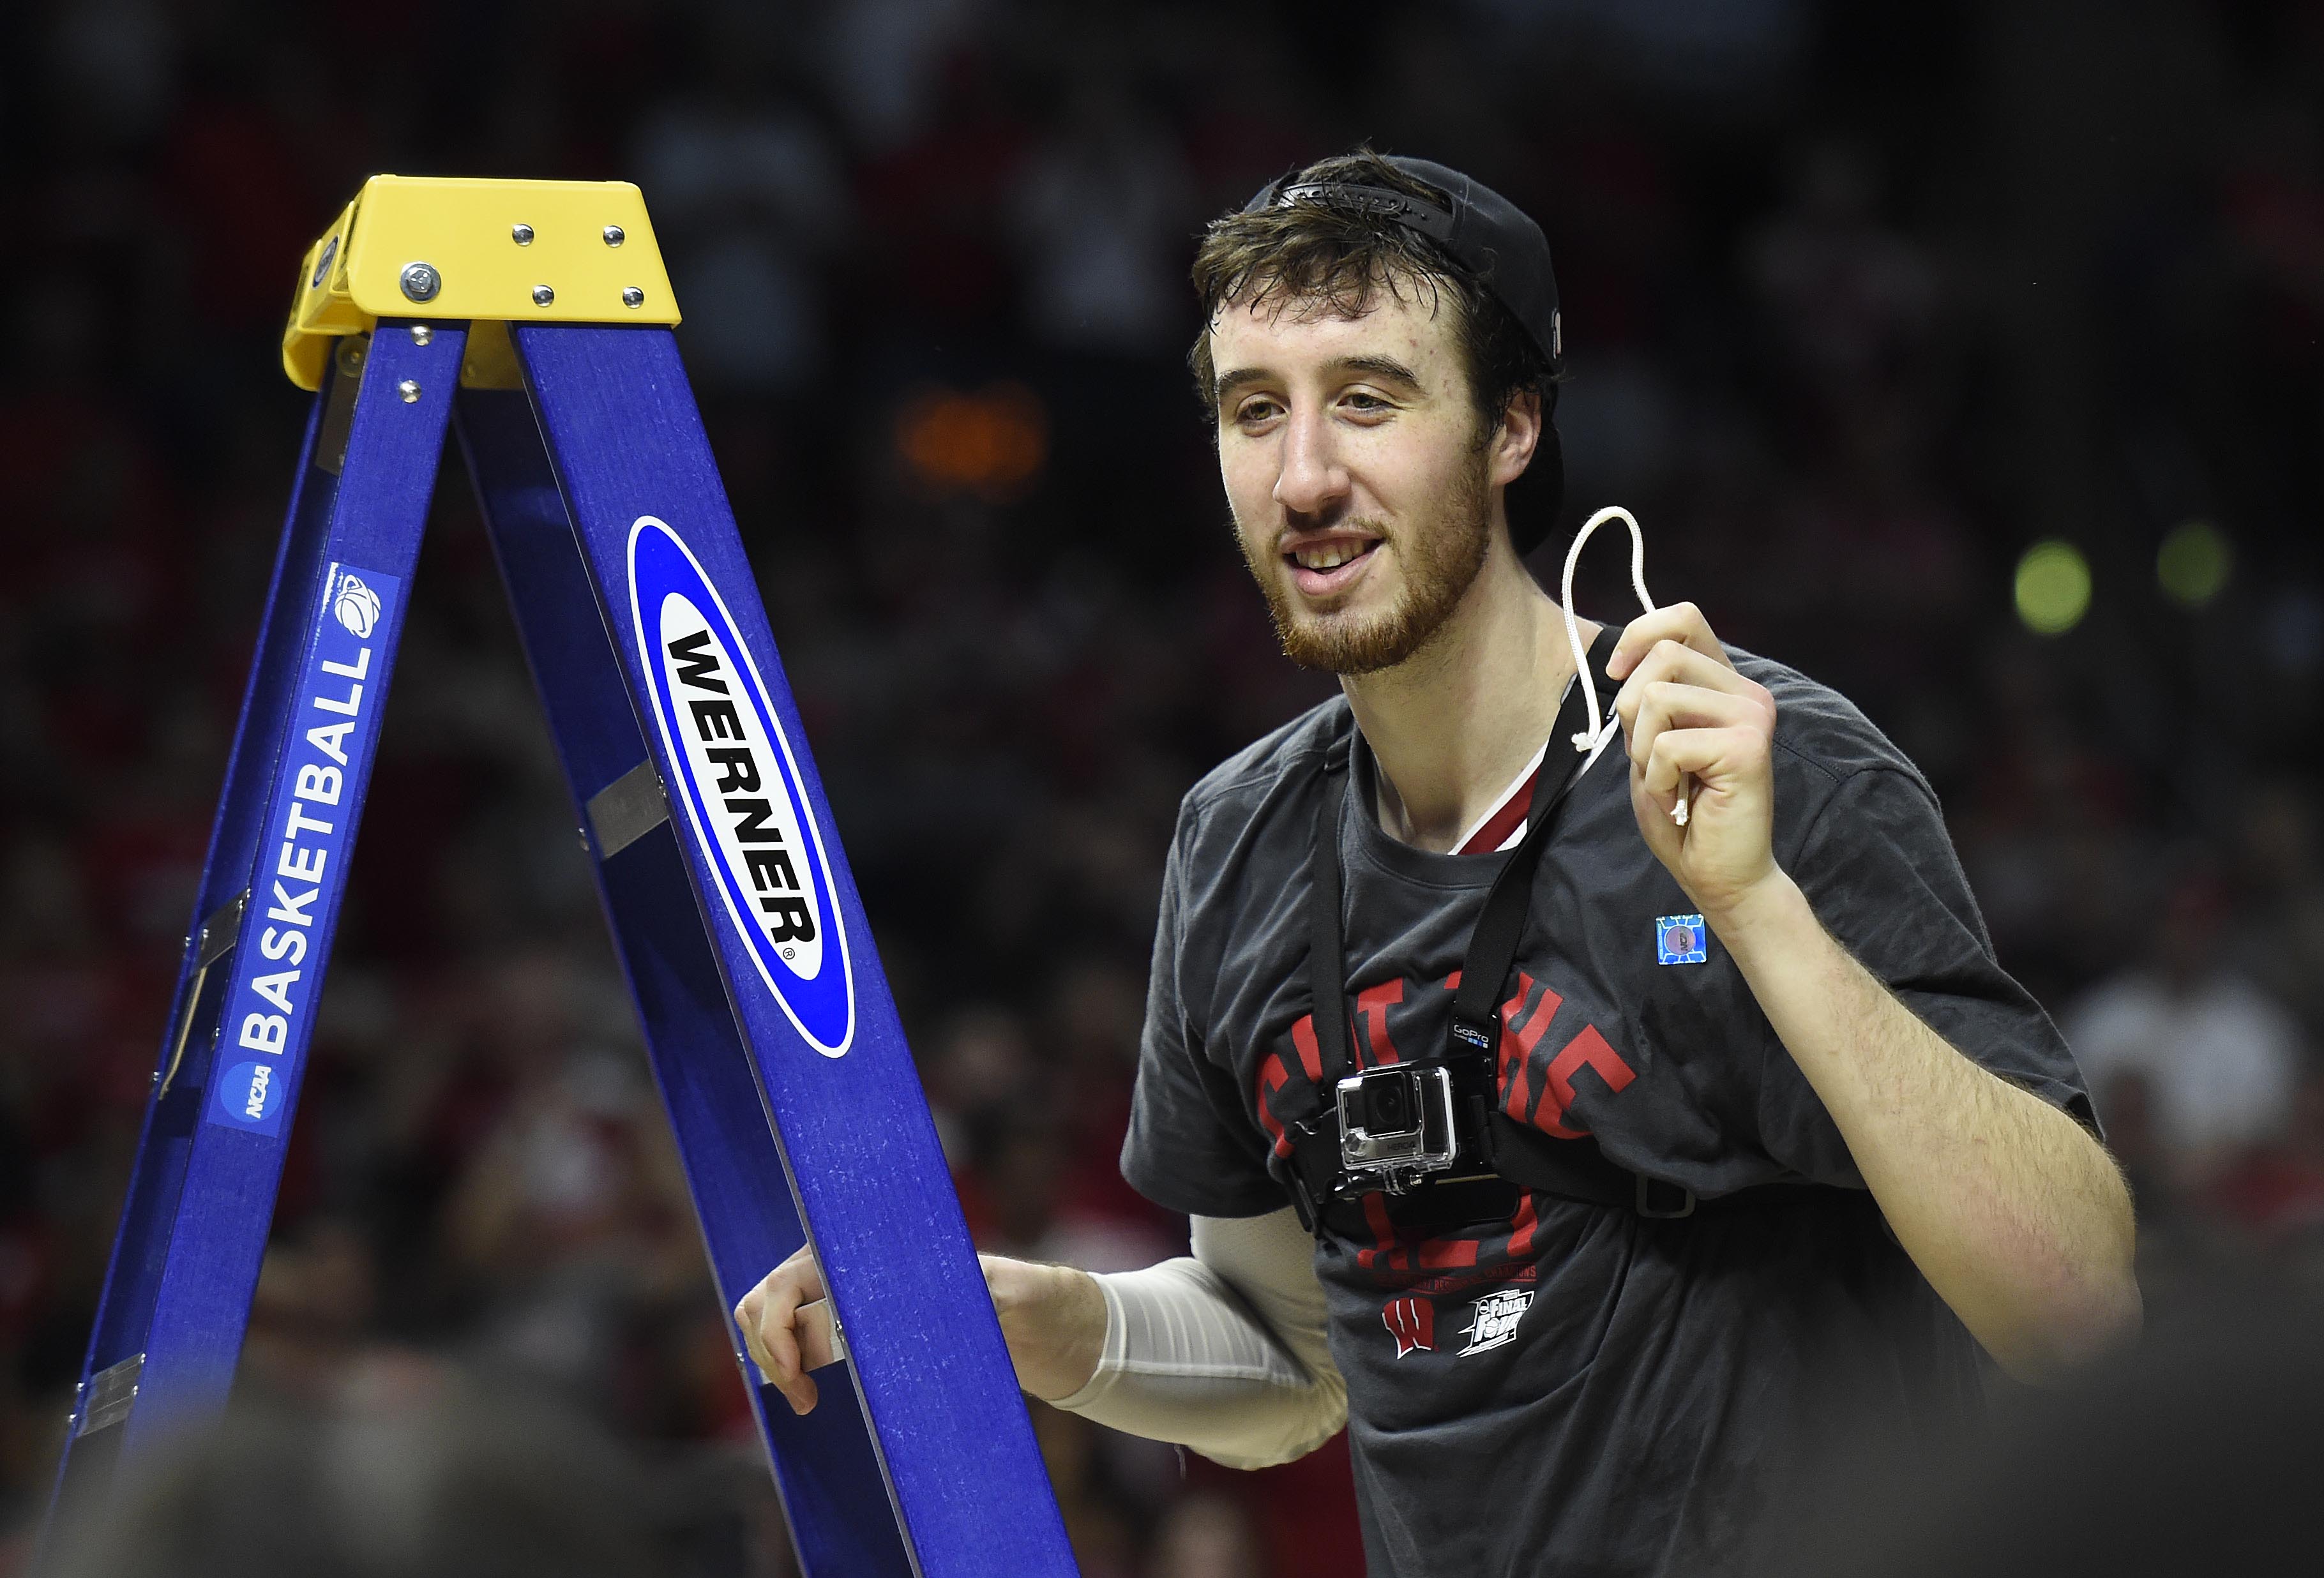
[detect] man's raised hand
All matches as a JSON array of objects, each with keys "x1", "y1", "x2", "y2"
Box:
[{"x1": 1606, "y1": 603, "x2": 1781, "y2": 919}]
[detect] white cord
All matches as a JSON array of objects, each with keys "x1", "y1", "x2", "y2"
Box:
[{"x1": 1559, "y1": 505, "x2": 1688, "y2": 826}]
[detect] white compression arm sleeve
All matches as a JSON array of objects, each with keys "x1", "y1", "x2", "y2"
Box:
[{"x1": 1048, "y1": 1206, "x2": 1345, "y2": 1469}]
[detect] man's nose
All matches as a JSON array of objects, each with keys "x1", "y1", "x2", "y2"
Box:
[{"x1": 1273, "y1": 404, "x2": 1349, "y2": 520}]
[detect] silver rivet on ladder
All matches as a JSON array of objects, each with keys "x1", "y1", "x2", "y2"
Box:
[
  {"x1": 622, "y1": 287, "x2": 644, "y2": 308},
  {"x1": 511, "y1": 223, "x2": 534, "y2": 245},
  {"x1": 603, "y1": 225, "x2": 626, "y2": 246},
  {"x1": 398, "y1": 262, "x2": 441, "y2": 303},
  {"x1": 532, "y1": 285, "x2": 555, "y2": 306},
  {"x1": 397, "y1": 380, "x2": 421, "y2": 403},
  {"x1": 410, "y1": 325, "x2": 432, "y2": 346}
]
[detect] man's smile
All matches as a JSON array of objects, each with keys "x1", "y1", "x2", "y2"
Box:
[{"x1": 1281, "y1": 530, "x2": 1385, "y2": 597}]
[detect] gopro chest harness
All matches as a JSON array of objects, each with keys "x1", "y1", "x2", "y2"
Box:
[{"x1": 1281, "y1": 627, "x2": 1709, "y2": 1238}]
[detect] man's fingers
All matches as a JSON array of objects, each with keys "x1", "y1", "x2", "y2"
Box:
[
  {"x1": 1640, "y1": 725, "x2": 1769, "y2": 806},
  {"x1": 778, "y1": 1243, "x2": 827, "y2": 1303},
  {"x1": 1607, "y1": 603, "x2": 1727, "y2": 680},
  {"x1": 1623, "y1": 682, "x2": 1765, "y2": 772},
  {"x1": 734, "y1": 1286, "x2": 771, "y2": 1372},
  {"x1": 758, "y1": 1291, "x2": 807, "y2": 1411},
  {"x1": 781, "y1": 1370, "x2": 820, "y2": 1414},
  {"x1": 1620, "y1": 638, "x2": 1756, "y2": 698},
  {"x1": 734, "y1": 1247, "x2": 829, "y2": 1415},
  {"x1": 1613, "y1": 640, "x2": 1760, "y2": 733}
]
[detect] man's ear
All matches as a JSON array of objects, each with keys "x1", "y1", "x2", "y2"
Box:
[{"x1": 1490, "y1": 389, "x2": 1544, "y2": 488}]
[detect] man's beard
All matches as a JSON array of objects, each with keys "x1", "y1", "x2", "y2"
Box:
[{"x1": 1238, "y1": 457, "x2": 1494, "y2": 675}]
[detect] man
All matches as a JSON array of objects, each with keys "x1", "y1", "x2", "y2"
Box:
[{"x1": 739, "y1": 150, "x2": 2141, "y2": 1575}]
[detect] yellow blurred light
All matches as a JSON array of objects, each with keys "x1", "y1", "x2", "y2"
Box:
[
  {"x1": 2014, "y1": 541, "x2": 2090, "y2": 635},
  {"x1": 2157, "y1": 520, "x2": 2232, "y2": 607}
]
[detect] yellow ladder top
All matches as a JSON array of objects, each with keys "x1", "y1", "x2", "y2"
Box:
[{"x1": 283, "y1": 176, "x2": 681, "y2": 391}]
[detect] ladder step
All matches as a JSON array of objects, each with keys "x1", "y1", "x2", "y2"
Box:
[
  {"x1": 155, "y1": 890, "x2": 250, "y2": 1101},
  {"x1": 585, "y1": 759, "x2": 670, "y2": 859},
  {"x1": 75, "y1": 1354, "x2": 144, "y2": 1439}
]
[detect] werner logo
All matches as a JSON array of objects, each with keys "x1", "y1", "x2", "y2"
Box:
[{"x1": 628, "y1": 516, "x2": 855, "y2": 1056}]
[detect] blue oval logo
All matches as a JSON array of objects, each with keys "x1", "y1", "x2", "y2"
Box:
[
  {"x1": 215, "y1": 1060, "x2": 278, "y2": 1127},
  {"x1": 628, "y1": 517, "x2": 856, "y2": 1056}
]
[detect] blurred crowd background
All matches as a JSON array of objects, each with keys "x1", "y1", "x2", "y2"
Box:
[{"x1": 4, "y1": 0, "x2": 2323, "y2": 1574}]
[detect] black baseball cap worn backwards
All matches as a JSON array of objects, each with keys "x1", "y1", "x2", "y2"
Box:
[{"x1": 1242, "y1": 156, "x2": 1567, "y2": 552}]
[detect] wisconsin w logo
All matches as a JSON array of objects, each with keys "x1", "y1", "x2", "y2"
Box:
[{"x1": 1384, "y1": 1296, "x2": 1435, "y2": 1358}]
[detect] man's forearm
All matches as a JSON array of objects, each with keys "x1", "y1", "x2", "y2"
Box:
[
  {"x1": 1712, "y1": 872, "x2": 2141, "y2": 1381},
  {"x1": 992, "y1": 1214, "x2": 1347, "y2": 1469}
]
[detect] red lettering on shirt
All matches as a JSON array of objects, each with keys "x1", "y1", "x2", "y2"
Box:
[
  {"x1": 1256, "y1": 1051, "x2": 1292, "y2": 1159},
  {"x1": 1359, "y1": 1193, "x2": 1397, "y2": 1272},
  {"x1": 1539, "y1": 1025, "x2": 1637, "y2": 1139},
  {"x1": 1439, "y1": 970, "x2": 1564, "y2": 1124},
  {"x1": 1417, "y1": 1235, "x2": 1481, "y2": 1270},
  {"x1": 1500, "y1": 976, "x2": 1562, "y2": 1124},
  {"x1": 1256, "y1": 971, "x2": 1640, "y2": 1277},
  {"x1": 1254, "y1": 1013, "x2": 1329, "y2": 1161},
  {"x1": 1354, "y1": 979, "x2": 1405, "y2": 1068},
  {"x1": 1505, "y1": 1192, "x2": 1541, "y2": 1260},
  {"x1": 1288, "y1": 1012, "x2": 1324, "y2": 1083}
]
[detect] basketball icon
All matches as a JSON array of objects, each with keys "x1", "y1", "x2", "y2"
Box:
[{"x1": 334, "y1": 574, "x2": 381, "y2": 638}]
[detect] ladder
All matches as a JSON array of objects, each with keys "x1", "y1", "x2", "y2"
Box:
[{"x1": 41, "y1": 176, "x2": 1078, "y2": 1578}]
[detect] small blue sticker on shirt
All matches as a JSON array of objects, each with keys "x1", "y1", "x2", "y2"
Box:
[{"x1": 1656, "y1": 914, "x2": 1708, "y2": 965}]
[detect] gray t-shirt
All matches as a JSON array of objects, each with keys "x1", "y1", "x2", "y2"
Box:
[{"x1": 1122, "y1": 649, "x2": 2092, "y2": 1577}]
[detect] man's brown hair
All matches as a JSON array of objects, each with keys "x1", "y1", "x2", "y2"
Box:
[{"x1": 1187, "y1": 147, "x2": 1559, "y2": 446}]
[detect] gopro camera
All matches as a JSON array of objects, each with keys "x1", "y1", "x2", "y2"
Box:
[{"x1": 1336, "y1": 1065, "x2": 1459, "y2": 1194}]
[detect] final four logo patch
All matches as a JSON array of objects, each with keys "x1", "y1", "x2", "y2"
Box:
[
  {"x1": 1656, "y1": 913, "x2": 1708, "y2": 965},
  {"x1": 1459, "y1": 1289, "x2": 1531, "y2": 1356}
]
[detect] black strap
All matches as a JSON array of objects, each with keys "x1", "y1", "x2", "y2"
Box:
[
  {"x1": 1304, "y1": 738, "x2": 1357, "y2": 1085},
  {"x1": 1444, "y1": 642, "x2": 1611, "y2": 1056}
]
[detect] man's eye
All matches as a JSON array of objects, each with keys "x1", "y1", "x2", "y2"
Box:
[
  {"x1": 1342, "y1": 392, "x2": 1391, "y2": 412},
  {"x1": 1235, "y1": 399, "x2": 1282, "y2": 425}
]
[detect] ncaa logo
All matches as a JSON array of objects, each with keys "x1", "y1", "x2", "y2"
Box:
[
  {"x1": 628, "y1": 516, "x2": 856, "y2": 1056},
  {"x1": 213, "y1": 1059, "x2": 278, "y2": 1127}
]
